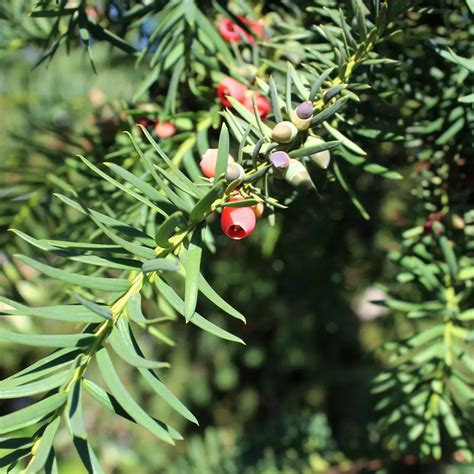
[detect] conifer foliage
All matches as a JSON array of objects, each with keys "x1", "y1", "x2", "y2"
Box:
[{"x1": 0, "y1": 0, "x2": 472, "y2": 472}]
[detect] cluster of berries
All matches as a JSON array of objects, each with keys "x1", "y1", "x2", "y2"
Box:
[
  {"x1": 216, "y1": 15, "x2": 269, "y2": 119},
  {"x1": 218, "y1": 16, "x2": 266, "y2": 43},
  {"x1": 198, "y1": 95, "x2": 335, "y2": 240},
  {"x1": 217, "y1": 77, "x2": 270, "y2": 119}
]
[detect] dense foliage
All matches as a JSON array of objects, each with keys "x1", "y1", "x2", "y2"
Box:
[{"x1": 0, "y1": 1, "x2": 472, "y2": 472}]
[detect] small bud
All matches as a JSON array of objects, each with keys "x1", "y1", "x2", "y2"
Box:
[
  {"x1": 451, "y1": 214, "x2": 465, "y2": 230},
  {"x1": 271, "y1": 121, "x2": 298, "y2": 143},
  {"x1": 284, "y1": 159, "x2": 314, "y2": 190},
  {"x1": 269, "y1": 151, "x2": 290, "y2": 170},
  {"x1": 200, "y1": 149, "x2": 235, "y2": 178},
  {"x1": 225, "y1": 162, "x2": 245, "y2": 181},
  {"x1": 221, "y1": 195, "x2": 256, "y2": 240},
  {"x1": 253, "y1": 202, "x2": 265, "y2": 219},
  {"x1": 295, "y1": 101, "x2": 314, "y2": 119},
  {"x1": 311, "y1": 151, "x2": 331, "y2": 169},
  {"x1": 305, "y1": 136, "x2": 331, "y2": 169},
  {"x1": 291, "y1": 111, "x2": 311, "y2": 131}
]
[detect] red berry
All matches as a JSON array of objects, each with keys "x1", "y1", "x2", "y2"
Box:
[
  {"x1": 217, "y1": 78, "x2": 248, "y2": 108},
  {"x1": 199, "y1": 149, "x2": 235, "y2": 178},
  {"x1": 219, "y1": 18, "x2": 241, "y2": 42},
  {"x1": 244, "y1": 93, "x2": 271, "y2": 120},
  {"x1": 218, "y1": 17, "x2": 266, "y2": 44},
  {"x1": 245, "y1": 18, "x2": 265, "y2": 42},
  {"x1": 154, "y1": 121, "x2": 177, "y2": 139},
  {"x1": 221, "y1": 195, "x2": 256, "y2": 240},
  {"x1": 135, "y1": 118, "x2": 153, "y2": 128}
]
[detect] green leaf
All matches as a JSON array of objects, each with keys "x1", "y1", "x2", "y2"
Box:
[
  {"x1": 0, "y1": 371, "x2": 69, "y2": 399},
  {"x1": 74, "y1": 295, "x2": 113, "y2": 321},
  {"x1": 268, "y1": 76, "x2": 282, "y2": 122},
  {"x1": 4, "y1": 349, "x2": 80, "y2": 385},
  {"x1": 0, "y1": 330, "x2": 94, "y2": 348},
  {"x1": 0, "y1": 297, "x2": 105, "y2": 324},
  {"x1": 53, "y1": 194, "x2": 156, "y2": 259},
  {"x1": 0, "y1": 392, "x2": 67, "y2": 435},
  {"x1": 95, "y1": 348, "x2": 177, "y2": 444},
  {"x1": 142, "y1": 258, "x2": 180, "y2": 273},
  {"x1": 25, "y1": 416, "x2": 61, "y2": 474},
  {"x1": 87, "y1": 22, "x2": 136, "y2": 54},
  {"x1": 88, "y1": 213, "x2": 156, "y2": 261},
  {"x1": 285, "y1": 63, "x2": 293, "y2": 116},
  {"x1": 164, "y1": 58, "x2": 185, "y2": 114},
  {"x1": 64, "y1": 380, "x2": 105, "y2": 470},
  {"x1": 104, "y1": 162, "x2": 172, "y2": 210},
  {"x1": 108, "y1": 320, "x2": 170, "y2": 369},
  {"x1": 11, "y1": 229, "x2": 141, "y2": 271},
  {"x1": 156, "y1": 278, "x2": 245, "y2": 344},
  {"x1": 435, "y1": 117, "x2": 465, "y2": 145},
  {"x1": 323, "y1": 122, "x2": 367, "y2": 156},
  {"x1": 194, "y1": 9, "x2": 234, "y2": 65},
  {"x1": 324, "y1": 84, "x2": 345, "y2": 102},
  {"x1": 73, "y1": 437, "x2": 105, "y2": 474},
  {"x1": 220, "y1": 199, "x2": 259, "y2": 208},
  {"x1": 288, "y1": 62, "x2": 309, "y2": 99},
  {"x1": 66, "y1": 379, "x2": 86, "y2": 439},
  {"x1": 458, "y1": 309, "x2": 474, "y2": 321},
  {"x1": 226, "y1": 96, "x2": 272, "y2": 136},
  {"x1": 310, "y1": 96, "x2": 349, "y2": 126},
  {"x1": 153, "y1": 164, "x2": 200, "y2": 199},
  {"x1": 458, "y1": 267, "x2": 474, "y2": 280},
  {"x1": 114, "y1": 317, "x2": 198, "y2": 424},
  {"x1": 289, "y1": 140, "x2": 340, "y2": 159},
  {"x1": 183, "y1": 234, "x2": 203, "y2": 323},
  {"x1": 179, "y1": 251, "x2": 246, "y2": 322},
  {"x1": 363, "y1": 163, "x2": 402, "y2": 180},
  {"x1": 79, "y1": 156, "x2": 164, "y2": 215},
  {"x1": 135, "y1": 127, "x2": 203, "y2": 197},
  {"x1": 0, "y1": 437, "x2": 33, "y2": 450},
  {"x1": 138, "y1": 367, "x2": 198, "y2": 425},
  {"x1": 30, "y1": 8, "x2": 76, "y2": 17},
  {"x1": 189, "y1": 180, "x2": 224, "y2": 224},
  {"x1": 133, "y1": 69, "x2": 159, "y2": 103},
  {"x1": 0, "y1": 447, "x2": 31, "y2": 469},
  {"x1": 333, "y1": 161, "x2": 370, "y2": 220},
  {"x1": 215, "y1": 124, "x2": 230, "y2": 178},
  {"x1": 16, "y1": 255, "x2": 130, "y2": 293},
  {"x1": 83, "y1": 379, "x2": 135, "y2": 423},
  {"x1": 459, "y1": 93, "x2": 474, "y2": 104},
  {"x1": 155, "y1": 211, "x2": 185, "y2": 248},
  {"x1": 439, "y1": 236, "x2": 458, "y2": 279}
]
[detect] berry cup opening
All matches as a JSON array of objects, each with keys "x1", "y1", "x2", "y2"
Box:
[{"x1": 227, "y1": 224, "x2": 247, "y2": 240}]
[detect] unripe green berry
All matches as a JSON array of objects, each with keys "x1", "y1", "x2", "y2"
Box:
[
  {"x1": 271, "y1": 121, "x2": 298, "y2": 143},
  {"x1": 284, "y1": 159, "x2": 314, "y2": 190},
  {"x1": 305, "y1": 136, "x2": 331, "y2": 169},
  {"x1": 225, "y1": 162, "x2": 245, "y2": 181}
]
